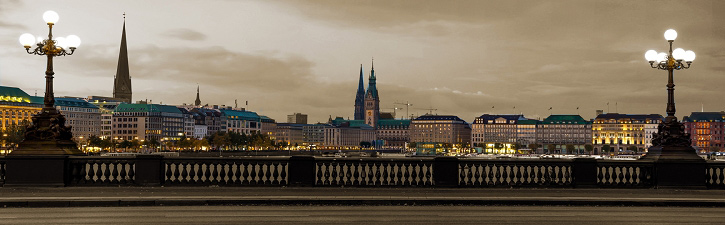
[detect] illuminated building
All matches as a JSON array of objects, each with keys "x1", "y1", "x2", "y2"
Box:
[
  {"x1": 276, "y1": 123, "x2": 304, "y2": 146},
  {"x1": 536, "y1": 115, "x2": 591, "y2": 154},
  {"x1": 112, "y1": 103, "x2": 184, "y2": 141},
  {"x1": 376, "y1": 119, "x2": 410, "y2": 148},
  {"x1": 55, "y1": 97, "x2": 101, "y2": 140},
  {"x1": 324, "y1": 118, "x2": 375, "y2": 148},
  {"x1": 260, "y1": 116, "x2": 277, "y2": 140},
  {"x1": 411, "y1": 115, "x2": 470, "y2": 148},
  {"x1": 592, "y1": 113, "x2": 663, "y2": 154},
  {"x1": 0, "y1": 86, "x2": 42, "y2": 131},
  {"x1": 220, "y1": 109, "x2": 261, "y2": 135},
  {"x1": 471, "y1": 114, "x2": 528, "y2": 154},
  {"x1": 683, "y1": 112, "x2": 725, "y2": 152},
  {"x1": 303, "y1": 124, "x2": 329, "y2": 147}
]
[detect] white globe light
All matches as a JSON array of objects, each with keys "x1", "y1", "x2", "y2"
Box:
[
  {"x1": 684, "y1": 50, "x2": 696, "y2": 62},
  {"x1": 36, "y1": 36, "x2": 44, "y2": 44},
  {"x1": 672, "y1": 48, "x2": 685, "y2": 60},
  {"x1": 664, "y1": 29, "x2": 677, "y2": 41},
  {"x1": 66, "y1": 35, "x2": 81, "y2": 48},
  {"x1": 645, "y1": 50, "x2": 658, "y2": 62},
  {"x1": 19, "y1": 33, "x2": 35, "y2": 47},
  {"x1": 656, "y1": 52, "x2": 668, "y2": 63},
  {"x1": 43, "y1": 11, "x2": 59, "y2": 24}
]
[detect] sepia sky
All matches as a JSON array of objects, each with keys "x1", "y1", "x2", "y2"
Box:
[{"x1": 0, "y1": 0, "x2": 724, "y2": 123}]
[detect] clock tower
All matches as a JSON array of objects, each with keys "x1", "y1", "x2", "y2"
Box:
[{"x1": 364, "y1": 59, "x2": 379, "y2": 128}]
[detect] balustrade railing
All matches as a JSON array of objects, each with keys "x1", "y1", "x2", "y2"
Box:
[
  {"x1": 459, "y1": 159, "x2": 572, "y2": 187},
  {"x1": 0, "y1": 155, "x2": 722, "y2": 189},
  {"x1": 315, "y1": 158, "x2": 433, "y2": 187},
  {"x1": 68, "y1": 156, "x2": 136, "y2": 186},
  {"x1": 706, "y1": 162, "x2": 725, "y2": 189},
  {"x1": 164, "y1": 157, "x2": 288, "y2": 186},
  {"x1": 596, "y1": 161, "x2": 653, "y2": 187}
]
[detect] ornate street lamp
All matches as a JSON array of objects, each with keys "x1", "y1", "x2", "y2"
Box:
[
  {"x1": 11, "y1": 11, "x2": 84, "y2": 155},
  {"x1": 642, "y1": 29, "x2": 700, "y2": 161}
]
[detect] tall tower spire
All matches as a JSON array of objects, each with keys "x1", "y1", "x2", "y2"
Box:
[
  {"x1": 364, "y1": 58, "x2": 380, "y2": 128},
  {"x1": 194, "y1": 85, "x2": 201, "y2": 106},
  {"x1": 113, "y1": 14, "x2": 132, "y2": 103},
  {"x1": 354, "y1": 64, "x2": 365, "y2": 120}
]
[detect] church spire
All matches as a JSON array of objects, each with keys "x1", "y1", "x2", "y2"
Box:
[
  {"x1": 113, "y1": 14, "x2": 132, "y2": 103},
  {"x1": 194, "y1": 85, "x2": 201, "y2": 106},
  {"x1": 354, "y1": 64, "x2": 366, "y2": 120}
]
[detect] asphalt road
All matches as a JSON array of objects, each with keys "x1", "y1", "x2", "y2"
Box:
[{"x1": 1, "y1": 206, "x2": 724, "y2": 225}]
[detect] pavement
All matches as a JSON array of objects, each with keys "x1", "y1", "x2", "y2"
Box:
[{"x1": 1, "y1": 187, "x2": 725, "y2": 207}]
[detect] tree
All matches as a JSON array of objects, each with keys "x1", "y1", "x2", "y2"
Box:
[
  {"x1": 565, "y1": 144, "x2": 576, "y2": 155},
  {"x1": 528, "y1": 143, "x2": 539, "y2": 153},
  {"x1": 584, "y1": 144, "x2": 594, "y2": 155},
  {"x1": 408, "y1": 142, "x2": 417, "y2": 148},
  {"x1": 4, "y1": 122, "x2": 26, "y2": 150},
  {"x1": 130, "y1": 139, "x2": 141, "y2": 152},
  {"x1": 87, "y1": 135, "x2": 103, "y2": 149},
  {"x1": 546, "y1": 144, "x2": 556, "y2": 154},
  {"x1": 118, "y1": 140, "x2": 132, "y2": 152},
  {"x1": 602, "y1": 145, "x2": 611, "y2": 155},
  {"x1": 360, "y1": 141, "x2": 371, "y2": 148},
  {"x1": 146, "y1": 137, "x2": 160, "y2": 151}
]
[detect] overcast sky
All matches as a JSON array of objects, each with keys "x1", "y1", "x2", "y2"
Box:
[{"x1": 1, "y1": 0, "x2": 723, "y2": 123}]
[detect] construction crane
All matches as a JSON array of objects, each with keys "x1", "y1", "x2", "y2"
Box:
[
  {"x1": 384, "y1": 107, "x2": 403, "y2": 118},
  {"x1": 415, "y1": 106, "x2": 438, "y2": 115},
  {"x1": 394, "y1": 101, "x2": 413, "y2": 119}
]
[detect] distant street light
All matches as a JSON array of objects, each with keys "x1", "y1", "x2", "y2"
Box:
[
  {"x1": 642, "y1": 29, "x2": 699, "y2": 160},
  {"x1": 11, "y1": 11, "x2": 83, "y2": 155}
]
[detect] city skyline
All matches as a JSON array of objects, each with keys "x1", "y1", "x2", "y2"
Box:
[{"x1": 1, "y1": 1, "x2": 724, "y2": 123}]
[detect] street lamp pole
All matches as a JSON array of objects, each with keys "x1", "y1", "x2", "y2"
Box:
[
  {"x1": 642, "y1": 29, "x2": 700, "y2": 161},
  {"x1": 11, "y1": 11, "x2": 83, "y2": 155}
]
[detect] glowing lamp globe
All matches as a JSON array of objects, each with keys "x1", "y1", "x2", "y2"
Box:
[
  {"x1": 684, "y1": 50, "x2": 696, "y2": 62},
  {"x1": 43, "y1": 11, "x2": 59, "y2": 24},
  {"x1": 645, "y1": 50, "x2": 658, "y2": 62},
  {"x1": 656, "y1": 52, "x2": 668, "y2": 63},
  {"x1": 65, "y1": 35, "x2": 81, "y2": 48},
  {"x1": 672, "y1": 48, "x2": 686, "y2": 60},
  {"x1": 19, "y1": 33, "x2": 35, "y2": 47},
  {"x1": 664, "y1": 29, "x2": 677, "y2": 41}
]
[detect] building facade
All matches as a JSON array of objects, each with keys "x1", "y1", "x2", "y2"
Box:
[
  {"x1": 471, "y1": 114, "x2": 526, "y2": 154},
  {"x1": 536, "y1": 115, "x2": 591, "y2": 154},
  {"x1": 592, "y1": 113, "x2": 663, "y2": 154},
  {"x1": 364, "y1": 62, "x2": 380, "y2": 128},
  {"x1": 0, "y1": 86, "x2": 42, "y2": 131},
  {"x1": 275, "y1": 123, "x2": 304, "y2": 146},
  {"x1": 376, "y1": 119, "x2": 410, "y2": 148},
  {"x1": 411, "y1": 115, "x2": 471, "y2": 147},
  {"x1": 286, "y1": 113, "x2": 307, "y2": 124},
  {"x1": 683, "y1": 112, "x2": 725, "y2": 152},
  {"x1": 221, "y1": 109, "x2": 261, "y2": 135},
  {"x1": 55, "y1": 98, "x2": 101, "y2": 140},
  {"x1": 324, "y1": 120, "x2": 375, "y2": 148}
]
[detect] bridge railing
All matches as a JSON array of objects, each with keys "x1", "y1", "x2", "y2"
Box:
[{"x1": 0, "y1": 155, "x2": 723, "y2": 189}]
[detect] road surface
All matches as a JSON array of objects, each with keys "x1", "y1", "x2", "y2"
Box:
[{"x1": 1, "y1": 206, "x2": 724, "y2": 224}]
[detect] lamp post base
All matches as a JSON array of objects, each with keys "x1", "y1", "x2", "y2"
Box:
[
  {"x1": 642, "y1": 145, "x2": 706, "y2": 189},
  {"x1": 8, "y1": 110, "x2": 84, "y2": 156}
]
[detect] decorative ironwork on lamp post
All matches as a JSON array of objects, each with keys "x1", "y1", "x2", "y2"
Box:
[
  {"x1": 642, "y1": 29, "x2": 700, "y2": 160},
  {"x1": 11, "y1": 11, "x2": 84, "y2": 155}
]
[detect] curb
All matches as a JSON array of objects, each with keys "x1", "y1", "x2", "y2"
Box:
[{"x1": 3, "y1": 198, "x2": 725, "y2": 208}]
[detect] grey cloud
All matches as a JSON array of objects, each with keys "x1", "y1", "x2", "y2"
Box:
[{"x1": 161, "y1": 28, "x2": 207, "y2": 41}]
